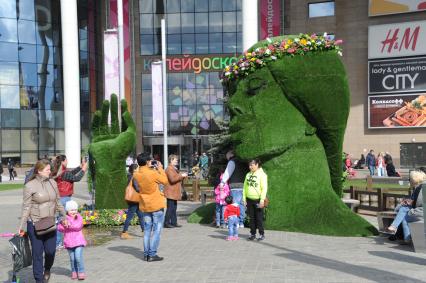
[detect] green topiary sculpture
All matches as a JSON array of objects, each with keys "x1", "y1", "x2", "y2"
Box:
[
  {"x1": 189, "y1": 34, "x2": 377, "y2": 236},
  {"x1": 88, "y1": 94, "x2": 136, "y2": 209}
]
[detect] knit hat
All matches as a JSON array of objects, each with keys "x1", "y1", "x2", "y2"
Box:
[{"x1": 65, "y1": 200, "x2": 78, "y2": 212}]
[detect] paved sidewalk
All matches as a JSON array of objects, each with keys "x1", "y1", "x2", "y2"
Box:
[{"x1": 1, "y1": 182, "x2": 425, "y2": 283}]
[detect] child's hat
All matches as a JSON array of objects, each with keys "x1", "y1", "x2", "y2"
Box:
[{"x1": 65, "y1": 200, "x2": 78, "y2": 211}]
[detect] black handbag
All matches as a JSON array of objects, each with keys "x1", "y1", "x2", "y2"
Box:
[
  {"x1": 9, "y1": 234, "x2": 32, "y2": 272},
  {"x1": 34, "y1": 217, "x2": 56, "y2": 236},
  {"x1": 181, "y1": 189, "x2": 188, "y2": 201}
]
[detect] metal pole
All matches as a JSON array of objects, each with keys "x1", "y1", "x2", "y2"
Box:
[
  {"x1": 161, "y1": 19, "x2": 168, "y2": 167},
  {"x1": 117, "y1": 0, "x2": 125, "y2": 103},
  {"x1": 242, "y1": 0, "x2": 259, "y2": 51}
]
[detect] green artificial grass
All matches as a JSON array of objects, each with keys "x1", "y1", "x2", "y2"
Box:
[
  {"x1": 212, "y1": 35, "x2": 377, "y2": 236},
  {"x1": 88, "y1": 94, "x2": 136, "y2": 209},
  {"x1": 187, "y1": 202, "x2": 216, "y2": 224},
  {"x1": 0, "y1": 184, "x2": 23, "y2": 191}
]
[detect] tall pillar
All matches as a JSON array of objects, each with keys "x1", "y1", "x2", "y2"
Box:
[
  {"x1": 242, "y1": 0, "x2": 259, "y2": 51},
  {"x1": 60, "y1": 0, "x2": 81, "y2": 167}
]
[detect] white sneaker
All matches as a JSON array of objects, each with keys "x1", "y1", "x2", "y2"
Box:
[{"x1": 239, "y1": 224, "x2": 245, "y2": 228}]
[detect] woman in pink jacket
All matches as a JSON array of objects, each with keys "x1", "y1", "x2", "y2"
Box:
[{"x1": 57, "y1": 200, "x2": 87, "y2": 280}]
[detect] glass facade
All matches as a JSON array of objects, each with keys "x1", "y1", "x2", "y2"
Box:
[
  {"x1": 139, "y1": 0, "x2": 242, "y2": 141},
  {"x1": 0, "y1": 0, "x2": 100, "y2": 164}
]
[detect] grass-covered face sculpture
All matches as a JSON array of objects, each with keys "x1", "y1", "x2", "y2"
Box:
[{"x1": 224, "y1": 35, "x2": 377, "y2": 236}]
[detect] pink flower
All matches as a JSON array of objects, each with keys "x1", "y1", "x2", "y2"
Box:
[
  {"x1": 287, "y1": 48, "x2": 295, "y2": 54},
  {"x1": 334, "y1": 39, "x2": 343, "y2": 45}
]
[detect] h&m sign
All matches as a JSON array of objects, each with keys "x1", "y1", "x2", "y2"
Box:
[
  {"x1": 368, "y1": 57, "x2": 426, "y2": 94},
  {"x1": 369, "y1": 21, "x2": 426, "y2": 59}
]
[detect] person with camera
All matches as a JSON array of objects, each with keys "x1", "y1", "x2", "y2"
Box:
[
  {"x1": 134, "y1": 152, "x2": 168, "y2": 262},
  {"x1": 164, "y1": 154, "x2": 188, "y2": 228}
]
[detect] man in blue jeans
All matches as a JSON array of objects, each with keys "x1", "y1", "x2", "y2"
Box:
[
  {"x1": 366, "y1": 149, "x2": 376, "y2": 176},
  {"x1": 134, "y1": 152, "x2": 169, "y2": 262},
  {"x1": 220, "y1": 150, "x2": 249, "y2": 228}
]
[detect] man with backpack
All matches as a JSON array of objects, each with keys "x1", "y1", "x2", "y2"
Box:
[{"x1": 7, "y1": 159, "x2": 15, "y2": 181}]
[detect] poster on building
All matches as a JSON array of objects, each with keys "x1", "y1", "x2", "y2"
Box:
[
  {"x1": 368, "y1": 57, "x2": 426, "y2": 94},
  {"x1": 260, "y1": 0, "x2": 281, "y2": 39},
  {"x1": 151, "y1": 62, "x2": 163, "y2": 133},
  {"x1": 368, "y1": 21, "x2": 426, "y2": 59},
  {"x1": 369, "y1": 0, "x2": 426, "y2": 17},
  {"x1": 368, "y1": 94, "x2": 426, "y2": 128},
  {"x1": 103, "y1": 31, "x2": 119, "y2": 101}
]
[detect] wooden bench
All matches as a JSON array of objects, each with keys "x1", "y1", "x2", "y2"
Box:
[{"x1": 408, "y1": 221, "x2": 426, "y2": 253}]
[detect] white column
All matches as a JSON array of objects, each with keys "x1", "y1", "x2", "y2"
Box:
[
  {"x1": 242, "y1": 0, "x2": 259, "y2": 51},
  {"x1": 117, "y1": 0, "x2": 125, "y2": 102},
  {"x1": 60, "y1": 0, "x2": 81, "y2": 167},
  {"x1": 161, "y1": 19, "x2": 168, "y2": 167}
]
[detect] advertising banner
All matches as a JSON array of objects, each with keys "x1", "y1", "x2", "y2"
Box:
[
  {"x1": 260, "y1": 0, "x2": 281, "y2": 39},
  {"x1": 368, "y1": 57, "x2": 426, "y2": 94},
  {"x1": 368, "y1": 21, "x2": 426, "y2": 59},
  {"x1": 103, "y1": 31, "x2": 119, "y2": 101},
  {"x1": 368, "y1": 94, "x2": 426, "y2": 128},
  {"x1": 369, "y1": 0, "x2": 426, "y2": 17},
  {"x1": 151, "y1": 62, "x2": 163, "y2": 133}
]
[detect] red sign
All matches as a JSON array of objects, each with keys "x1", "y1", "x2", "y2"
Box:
[{"x1": 260, "y1": 0, "x2": 281, "y2": 39}]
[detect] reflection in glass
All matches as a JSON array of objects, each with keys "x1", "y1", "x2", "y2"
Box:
[
  {"x1": 182, "y1": 34, "x2": 194, "y2": 54},
  {"x1": 0, "y1": 1, "x2": 17, "y2": 19},
  {"x1": 1, "y1": 109, "x2": 20, "y2": 127},
  {"x1": 209, "y1": 33, "x2": 222, "y2": 53},
  {"x1": 38, "y1": 128, "x2": 55, "y2": 151},
  {"x1": 21, "y1": 110, "x2": 38, "y2": 127},
  {"x1": 309, "y1": 1, "x2": 335, "y2": 18},
  {"x1": 181, "y1": 0, "x2": 194, "y2": 12},
  {"x1": 195, "y1": 0, "x2": 208, "y2": 12},
  {"x1": 195, "y1": 13, "x2": 208, "y2": 33},
  {"x1": 18, "y1": 20, "x2": 36, "y2": 44},
  {"x1": 140, "y1": 14, "x2": 154, "y2": 34},
  {"x1": 223, "y1": 12, "x2": 236, "y2": 32},
  {"x1": 167, "y1": 13, "x2": 181, "y2": 34},
  {"x1": 181, "y1": 13, "x2": 194, "y2": 33},
  {"x1": 195, "y1": 33, "x2": 208, "y2": 54},
  {"x1": 54, "y1": 110, "x2": 64, "y2": 128},
  {"x1": 0, "y1": 42, "x2": 18, "y2": 61},
  {"x1": 0, "y1": 62, "x2": 19, "y2": 85},
  {"x1": 21, "y1": 129, "x2": 38, "y2": 150},
  {"x1": 35, "y1": 0, "x2": 52, "y2": 23},
  {"x1": 55, "y1": 129, "x2": 65, "y2": 150},
  {"x1": 167, "y1": 34, "x2": 181, "y2": 54},
  {"x1": 20, "y1": 86, "x2": 38, "y2": 109},
  {"x1": 2, "y1": 130, "x2": 20, "y2": 151},
  {"x1": 21, "y1": 152, "x2": 38, "y2": 165},
  {"x1": 1, "y1": 86, "x2": 20, "y2": 109},
  {"x1": 209, "y1": 13, "x2": 222, "y2": 33},
  {"x1": 35, "y1": 21, "x2": 53, "y2": 46},
  {"x1": 0, "y1": 18, "x2": 18, "y2": 42},
  {"x1": 36, "y1": 45, "x2": 53, "y2": 64},
  {"x1": 209, "y1": 0, "x2": 222, "y2": 11},
  {"x1": 18, "y1": 44, "x2": 37, "y2": 63},
  {"x1": 223, "y1": 33, "x2": 236, "y2": 53},
  {"x1": 142, "y1": 74, "x2": 152, "y2": 90},
  {"x1": 167, "y1": 0, "x2": 180, "y2": 13},
  {"x1": 223, "y1": 0, "x2": 237, "y2": 11},
  {"x1": 140, "y1": 0, "x2": 153, "y2": 13},
  {"x1": 141, "y1": 34, "x2": 154, "y2": 55}
]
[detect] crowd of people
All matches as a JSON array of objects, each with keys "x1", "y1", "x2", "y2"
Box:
[{"x1": 344, "y1": 150, "x2": 399, "y2": 177}]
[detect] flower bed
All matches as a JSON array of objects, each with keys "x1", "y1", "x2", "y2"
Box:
[{"x1": 80, "y1": 208, "x2": 140, "y2": 227}]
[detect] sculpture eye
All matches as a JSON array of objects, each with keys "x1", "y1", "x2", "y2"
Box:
[{"x1": 247, "y1": 77, "x2": 267, "y2": 96}]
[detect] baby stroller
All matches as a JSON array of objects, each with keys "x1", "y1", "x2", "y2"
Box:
[{"x1": 9, "y1": 234, "x2": 32, "y2": 283}]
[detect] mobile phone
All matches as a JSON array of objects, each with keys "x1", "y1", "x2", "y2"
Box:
[
  {"x1": 84, "y1": 155, "x2": 89, "y2": 162},
  {"x1": 151, "y1": 160, "x2": 158, "y2": 166}
]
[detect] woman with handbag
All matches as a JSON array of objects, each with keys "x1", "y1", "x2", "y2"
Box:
[
  {"x1": 18, "y1": 159, "x2": 68, "y2": 283},
  {"x1": 164, "y1": 155, "x2": 188, "y2": 228},
  {"x1": 243, "y1": 159, "x2": 268, "y2": 241},
  {"x1": 121, "y1": 164, "x2": 144, "y2": 239}
]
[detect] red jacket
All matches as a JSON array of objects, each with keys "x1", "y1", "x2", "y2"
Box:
[{"x1": 224, "y1": 204, "x2": 240, "y2": 220}]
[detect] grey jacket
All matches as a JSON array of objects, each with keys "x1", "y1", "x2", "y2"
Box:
[
  {"x1": 19, "y1": 175, "x2": 66, "y2": 231},
  {"x1": 408, "y1": 183, "x2": 424, "y2": 218}
]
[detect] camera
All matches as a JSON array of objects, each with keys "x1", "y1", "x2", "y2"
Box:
[{"x1": 150, "y1": 160, "x2": 158, "y2": 167}]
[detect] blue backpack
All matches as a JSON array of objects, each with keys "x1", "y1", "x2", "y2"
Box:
[{"x1": 24, "y1": 167, "x2": 34, "y2": 185}]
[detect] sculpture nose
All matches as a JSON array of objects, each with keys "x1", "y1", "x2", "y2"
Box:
[{"x1": 228, "y1": 103, "x2": 244, "y2": 116}]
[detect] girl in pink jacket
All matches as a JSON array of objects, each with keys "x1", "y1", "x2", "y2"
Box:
[
  {"x1": 58, "y1": 200, "x2": 87, "y2": 280},
  {"x1": 214, "y1": 173, "x2": 230, "y2": 228}
]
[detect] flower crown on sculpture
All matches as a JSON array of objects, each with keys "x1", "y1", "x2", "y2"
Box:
[{"x1": 220, "y1": 33, "x2": 343, "y2": 84}]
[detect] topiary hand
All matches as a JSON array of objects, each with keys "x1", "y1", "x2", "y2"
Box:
[{"x1": 88, "y1": 94, "x2": 136, "y2": 209}]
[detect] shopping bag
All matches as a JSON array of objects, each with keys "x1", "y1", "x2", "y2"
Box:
[{"x1": 9, "y1": 234, "x2": 32, "y2": 272}]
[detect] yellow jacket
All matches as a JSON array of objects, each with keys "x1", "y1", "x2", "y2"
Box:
[{"x1": 134, "y1": 165, "x2": 168, "y2": 212}]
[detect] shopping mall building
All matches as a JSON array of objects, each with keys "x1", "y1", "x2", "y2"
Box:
[{"x1": 0, "y1": 0, "x2": 425, "y2": 169}]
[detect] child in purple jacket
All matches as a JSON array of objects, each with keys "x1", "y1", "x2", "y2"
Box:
[
  {"x1": 214, "y1": 173, "x2": 230, "y2": 228},
  {"x1": 58, "y1": 200, "x2": 87, "y2": 280}
]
